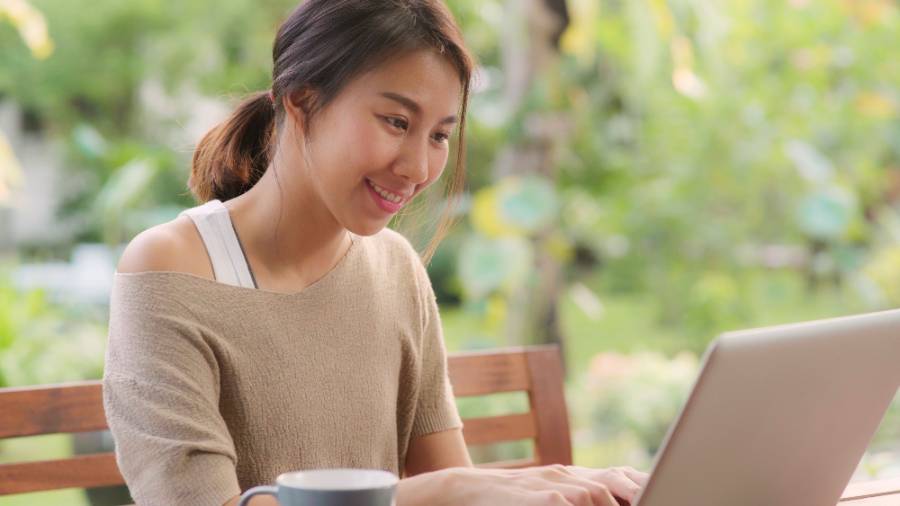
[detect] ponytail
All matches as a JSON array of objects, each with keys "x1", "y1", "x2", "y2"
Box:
[{"x1": 189, "y1": 91, "x2": 275, "y2": 202}]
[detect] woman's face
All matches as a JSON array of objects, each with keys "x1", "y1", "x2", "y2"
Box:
[{"x1": 288, "y1": 49, "x2": 463, "y2": 236}]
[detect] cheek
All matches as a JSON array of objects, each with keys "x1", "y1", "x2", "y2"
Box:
[
  {"x1": 425, "y1": 149, "x2": 450, "y2": 186},
  {"x1": 348, "y1": 121, "x2": 399, "y2": 171},
  {"x1": 318, "y1": 119, "x2": 394, "y2": 184}
]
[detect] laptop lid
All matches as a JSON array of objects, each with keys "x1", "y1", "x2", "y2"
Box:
[{"x1": 634, "y1": 309, "x2": 900, "y2": 506}]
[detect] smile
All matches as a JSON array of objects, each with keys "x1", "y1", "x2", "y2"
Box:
[
  {"x1": 366, "y1": 178, "x2": 406, "y2": 214},
  {"x1": 367, "y1": 179, "x2": 404, "y2": 203}
]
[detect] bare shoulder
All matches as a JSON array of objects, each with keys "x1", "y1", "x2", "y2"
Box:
[{"x1": 116, "y1": 216, "x2": 213, "y2": 280}]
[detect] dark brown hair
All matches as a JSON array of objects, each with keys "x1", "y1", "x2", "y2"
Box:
[{"x1": 189, "y1": 0, "x2": 474, "y2": 263}]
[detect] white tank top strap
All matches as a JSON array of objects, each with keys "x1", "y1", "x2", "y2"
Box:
[{"x1": 178, "y1": 199, "x2": 256, "y2": 289}]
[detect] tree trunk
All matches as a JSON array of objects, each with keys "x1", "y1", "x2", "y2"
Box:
[{"x1": 496, "y1": 0, "x2": 571, "y2": 364}]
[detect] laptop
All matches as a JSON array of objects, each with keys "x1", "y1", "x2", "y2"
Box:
[{"x1": 632, "y1": 309, "x2": 900, "y2": 506}]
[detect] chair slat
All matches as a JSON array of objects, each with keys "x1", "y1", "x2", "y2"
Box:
[
  {"x1": 526, "y1": 346, "x2": 573, "y2": 466},
  {"x1": 462, "y1": 413, "x2": 537, "y2": 446},
  {"x1": 447, "y1": 345, "x2": 573, "y2": 469},
  {"x1": 447, "y1": 349, "x2": 530, "y2": 397},
  {"x1": 0, "y1": 453, "x2": 125, "y2": 495},
  {"x1": 0, "y1": 381, "x2": 107, "y2": 438}
]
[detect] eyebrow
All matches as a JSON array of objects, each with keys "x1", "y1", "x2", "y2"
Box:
[{"x1": 379, "y1": 92, "x2": 458, "y2": 125}]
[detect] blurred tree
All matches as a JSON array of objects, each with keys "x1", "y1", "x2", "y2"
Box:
[
  {"x1": 455, "y1": 0, "x2": 898, "y2": 353},
  {"x1": 491, "y1": 0, "x2": 571, "y2": 350},
  {"x1": 0, "y1": 0, "x2": 52, "y2": 206},
  {"x1": 0, "y1": 0, "x2": 300, "y2": 246},
  {"x1": 0, "y1": 0, "x2": 897, "y2": 351}
]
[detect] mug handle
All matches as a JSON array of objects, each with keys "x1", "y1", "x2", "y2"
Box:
[{"x1": 238, "y1": 485, "x2": 279, "y2": 506}]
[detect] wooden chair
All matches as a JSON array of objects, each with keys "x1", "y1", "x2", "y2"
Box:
[
  {"x1": 0, "y1": 345, "x2": 571, "y2": 497},
  {"x1": 0, "y1": 381, "x2": 125, "y2": 496},
  {"x1": 446, "y1": 345, "x2": 573, "y2": 468}
]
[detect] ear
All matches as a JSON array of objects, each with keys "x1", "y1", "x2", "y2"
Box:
[
  {"x1": 282, "y1": 87, "x2": 319, "y2": 140},
  {"x1": 283, "y1": 86, "x2": 318, "y2": 130}
]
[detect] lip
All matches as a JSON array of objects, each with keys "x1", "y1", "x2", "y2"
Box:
[
  {"x1": 366, "y1": 179, "x2": 412, "y2": 200},
  {"x1": 365, "y1": 179, "x2": 405, "y2": 214}
]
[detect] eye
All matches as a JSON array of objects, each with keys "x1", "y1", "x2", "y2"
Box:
[
  {"x1": 381, "y1": 115, "x2": 408, "y2": 132},
  {"x1": 432, "y1": 132, "x2": 451, "y2": 144}
]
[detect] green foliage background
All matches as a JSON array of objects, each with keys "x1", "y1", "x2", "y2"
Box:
[{"x1": 1, "y1": 0, "x2": 899, "y2": 503}]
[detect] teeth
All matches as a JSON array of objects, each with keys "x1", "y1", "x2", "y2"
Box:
[{"x1": 368, "y1": 179, "x2": 402, "y2": 204}]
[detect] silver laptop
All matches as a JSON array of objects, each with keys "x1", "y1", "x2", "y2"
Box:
[{"x1": 633, "y1": 309, "x2": 900, "y2": 506}]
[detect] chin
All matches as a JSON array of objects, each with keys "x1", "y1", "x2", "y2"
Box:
[{"x1": 343, "y1": 218, "x2": 390, "y2": 237}]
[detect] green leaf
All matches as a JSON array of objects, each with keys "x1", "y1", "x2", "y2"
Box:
[
  {"x1": 458, "y1": 235, "x2": 533, "y2": 299},
  {"x1": 496, "y1": 176, "x2": 559, "y2": 233},
  {"x1": 796, "y1": 186, "x2": 856, "y2": 240},
  {"x1": 72, "y1": 124, "x2": 109, "y2": 159}
]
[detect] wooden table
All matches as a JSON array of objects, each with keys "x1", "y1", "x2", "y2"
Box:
[{"x1": 839, "y1": 478, "x2": 900, "y2": 504}]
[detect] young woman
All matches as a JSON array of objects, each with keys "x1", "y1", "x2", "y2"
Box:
[{"x1": 103, "y1": 1, "x2": 647, "y2": 505}]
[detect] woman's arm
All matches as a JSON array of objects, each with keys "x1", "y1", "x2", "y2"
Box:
[
  {"x1": 223, "y1": 428, "x2": 470, "y2": 504},
  {"x1": 402, "y1": 426, "x2": 647, "y2": 505},
  {"x1": 396, "y1": 465, "x2": 643, "y2": 506},
  {"x1": 106, "y1": 229, "x2": 242, "y2": 505},
  {"x1": 404, "y1": 427, "x2": 473, "y2": 476},
  {"x1": 225, "y1": 465, "x2": 646, "y2": 506}
]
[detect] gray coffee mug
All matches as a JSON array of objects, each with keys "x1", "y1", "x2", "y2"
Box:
[{"x1": 238, "y1": 468, "x2": 398, "y2": 506}]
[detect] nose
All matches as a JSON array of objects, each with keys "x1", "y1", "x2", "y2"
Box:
[{"x1": 393, "y1": 138, "x2": 430, "y2": 185}]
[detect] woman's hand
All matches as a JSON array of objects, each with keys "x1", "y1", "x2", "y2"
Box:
[
  {"x1": 396, "y1": 464, "x2": 648, "y2": 506},
  {"x1": 565, "y1": 465, "x2": 650, "y2": 504}
]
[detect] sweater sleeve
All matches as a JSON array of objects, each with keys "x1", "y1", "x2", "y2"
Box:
[
  {"x1": 102, "y1": 275, "x2": 241, "y2": 506},
  {"x1": 409, "y1": 260, "x2": 463, "y2": 439}
]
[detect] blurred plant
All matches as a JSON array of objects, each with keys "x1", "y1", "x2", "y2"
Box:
[
  {"x1": 683, "y1": 271, "x2": 748, "y2": 336},
  {"x1": 862, "y1": 246, "x2": 900, "y2": 306},
  {"x1": 0, "y1": 0, "x2": 51, "y2": 206},
  {"x1": 457, "y1": 175, "x2": 566, "y2": 345},
  {"x1": 450, "y1": 0, "x2": 575, "y2": 351},
  {"x1": 581, "y1": 351, "x2": 699, "y2": 456},
  {"x1": 0, "y1": 0, "x2": 300, "y2": 245},
  {"x1": 0, "y1": 0, "x2": 897, "y2": 373},
  {"x1": 0, "y1": 0, "x2": 53, "y2": 59},
  {"x1": 59, "y1": 123, "x2": 191, "y2": 245},
  {"x1": 860, "y1": 208, "x2": 900, "y2": 307},
  {"x1": 0, "y1": 133, "x2": 23, "y2": 205},
  {"x1": 433, "y1": 0, "x2": 900, "y2": 357},
  {"x1": 0, "y1": 268, "x2": 105, "y2": 387}
]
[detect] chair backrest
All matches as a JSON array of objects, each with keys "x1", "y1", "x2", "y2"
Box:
[
  {"x1": 0, "y1": 345, "x2": 572, "y2": 495},
  {"x1": 446, "y1": 345, "x2": 572, "y2": 469},
  {"x1": 0, "y1": 381, "x2": 125, "y2": 495}
]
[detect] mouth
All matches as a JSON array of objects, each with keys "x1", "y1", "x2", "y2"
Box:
[{"x1": 365, "y1": 178, "x2": 407, "y2": 214}]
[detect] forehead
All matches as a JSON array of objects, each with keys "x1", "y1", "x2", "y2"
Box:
[{"x1": 341, "y1": 49, "x2": 463, "y2": 115}]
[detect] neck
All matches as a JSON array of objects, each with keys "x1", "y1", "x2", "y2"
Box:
[{"x1": 223, "y1": 165, "x2": 350, "y2": 282}]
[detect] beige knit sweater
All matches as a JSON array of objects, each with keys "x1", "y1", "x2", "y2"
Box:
[{"x1": 102, "y1": 228, "x2": 462, "y2": 505}]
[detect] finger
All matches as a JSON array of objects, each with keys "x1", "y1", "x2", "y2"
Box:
[
  {"x1": 533, "y1": 489, "x2": 575, "y2": 506},
  {"x1": 621, "y1": 467, "x2": 649, "y2": 487},
  {"x1": 534, "y1": 467, "x2": 618, "y2": 506},
  {"x1": 556, "y1": 475, "x2": 622, "y2": 506},
  {"x1": 544, "y1": 482, "x2": 617, "y2": 506},
  {"x1": 566, "y1": 467, "x2": 642, "y2": 503}
]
